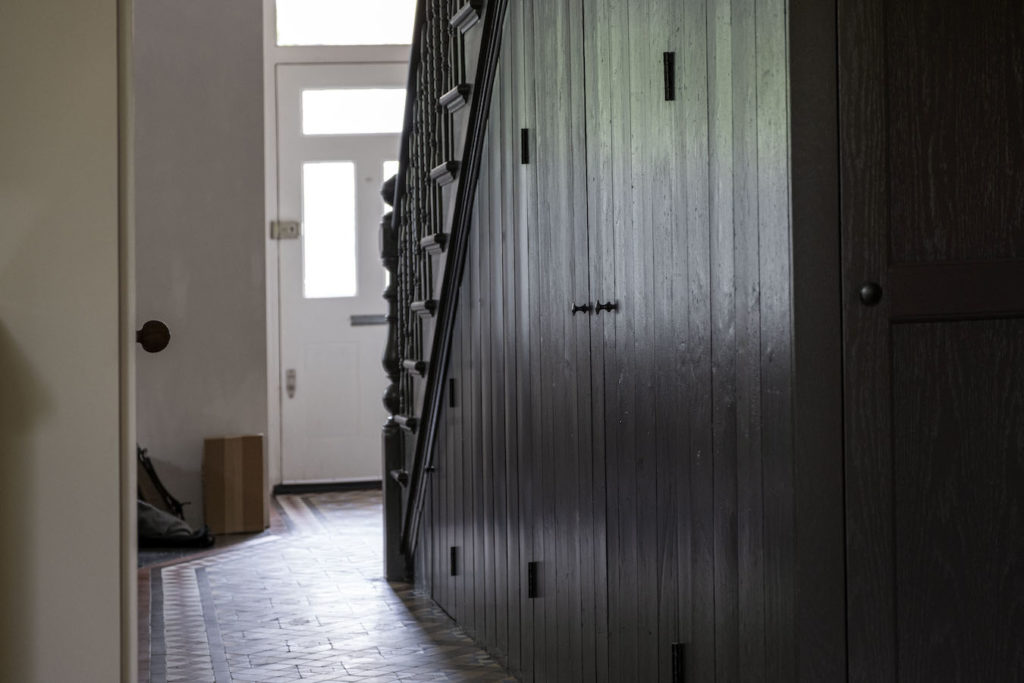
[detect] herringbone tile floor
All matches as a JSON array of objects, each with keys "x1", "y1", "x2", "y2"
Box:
[{"x1": 139, "y1": 490, "x2": 515, "y2": 682}]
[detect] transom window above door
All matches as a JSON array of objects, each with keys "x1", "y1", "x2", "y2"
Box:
[
  {"x1": 276, "y1": 0, "x2": 417, "y2": 46},
  {"x1": 302, "y1": 88, "x2": 407, "y2": 135}
]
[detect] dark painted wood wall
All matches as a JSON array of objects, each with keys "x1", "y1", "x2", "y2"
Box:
[
  {"x1": 414, "y1": 0, "x2": 846, "y2": 681},
  {"x1": 838, "y1": 0, "x2": 1024, "y2": 680}
]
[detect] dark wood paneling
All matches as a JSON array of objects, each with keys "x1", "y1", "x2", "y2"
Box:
[
  {"x1": 680, "y1": 0, "x2": 716, "y2": 680},
  {"x1": 500, "y1": 7, "x2": 523, "y2": 657},
  {"x1": 841, "y1": 1, "x2": 1024, "y2": 681},
  {"x1": 707, "y1": 0, "x2": 742, "y2": 677},
  {"x1": 489, "y1": 26, "x2": 511, "y2": 663},
  {"x1": 886, "y1": 0, "x2": 1024, "y2": 264},
  {"x1": 736, "y1": 0, "x2": 768, "y2": 676},
  {"x1": 839, "y1": 0, "x2": 897, "y2": 678},
  {"x1": 457, "y1": 221, "x2": 471, "y2": 628},
  {"x1": 518, "y1": 0, "x2": 540, "y2": 677},
  {"x1": 413, "y1": 1, "x2": 818, "y2": 682},
  {"x1": 892, "y1": 319, "x2": 1024, "y2": 681},
  {"x1": 787, "y1": 0, "x2": 847, "y2": 678},
  {"x1": 474, "y1": 113, "x2": 493, "y2": 648},
  {"x1": 530, "y1": 0, "x2": 556, "y2": 676},
  {"x1": 649, "y1": 1, "x2": 685, "y2": 682},
  {"x1": 583, "y1": 0, "x2": 634, "y2": 676},
  {"x1": 889, "y1": 261, "x2": 1024, "y2": 321},
  {"x1": 754, "y1": 0, "x2": 799, "y2": 679},
  {"x1": 579, "y1": 0, "x2": 615, "y2": 680}
]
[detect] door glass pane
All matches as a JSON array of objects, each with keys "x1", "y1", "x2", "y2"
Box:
[
  {"x1": 302, "y1": 89, "x2": 407, "y2": 135},
  {"x1": 382, "y1": 160, "x2": 400, "y2": 287},
  {"x1": 276, "y1": 0, "x2": 416, "y2": 46},
  {"x1": 303, "y1": 162, "x2": 356, "y2": 298}
]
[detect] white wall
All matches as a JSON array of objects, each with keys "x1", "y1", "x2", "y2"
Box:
[
  {"x1": 0, "y1": 1, "x2": 125, "y2": 680},
  {"x1": 134, "y1": 0, "x2": 267, "y2": 528}
]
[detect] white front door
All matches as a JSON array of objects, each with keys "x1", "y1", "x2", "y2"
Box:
[{"x1": 276, "y1": 63, "x2": 405, "y2": 483}]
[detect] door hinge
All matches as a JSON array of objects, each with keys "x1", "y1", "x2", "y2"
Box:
[
  {"x1": 286, "y1": 369, "x2": 296, "y2": 398},
  {"x1": 672, "y1": 642, "x2": 686, "y2": 683},
  {"x1": 527, "y1": 561, "x2": 539, "y2": 598},
  {"x1": 271, "y1": 220, "x2": 301, "y2": 240},
  {"x1": 664, "y1": 52, "x2": 677, "y2": 101}
]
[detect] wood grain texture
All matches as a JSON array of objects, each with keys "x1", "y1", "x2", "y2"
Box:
[
  {"x1": 889, "y1": 261, "x2": 1024, "y2": 321},
  {"x1": 490, "y1": 25, "x2": 511, "y2": 663},
  {"x1": 736, "y1": 0, "x2": 769, "y2": 678},
  {"x1": 839, "y1": 0, "x2": 898, "y2": 678},
  {"x1": 475, "y1": 108, "x2": 493, "y2": 648},
  {"x1": 519, "y1": 0, "x2": 540, "y2": 676},
  {"x1": 580, "y1": 2, "x2": 615, "y2": 682},
  {"x1": 649, "y1": 1, "x2": 685, "y2": 682},
  {"x1": 708, "y1": 0, "x2": 741, "y2": 678},
  {"x1": 841, "y1": 2, "x2": 1024, "y2": 682},
  {"x1": 680, "y1": 0, "x2": 716, "y2": 680},
  {"x1": 892, "y1": 320, "x2": 1024, "y2": 681},
  {"x1": 500, "y1": 28, "x2": 522, "y2": 668},
  {"x1": 583, "y1": 0, "x2": 635, "y2": 677},
  {"x1": 886, "y1": 0, "x2": 1024, "y2": 264},
  {"x1": 787, "y1": 0, "x2": 847, "y2": 679},
  {"x1": 754, "y1": 0, "x2": 798, "y2": 679},
  {"x1": 412, "y1": 1, "x2": 814, "y2": 681}
]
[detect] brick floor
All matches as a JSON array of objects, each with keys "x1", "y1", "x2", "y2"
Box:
[{"x1": 139, "y1": 490, "x2": 515, "y2": 682}]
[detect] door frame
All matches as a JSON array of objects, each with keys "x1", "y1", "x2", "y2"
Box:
[
  {"x1": 262, "y1": 0, "x2": 411, "y2": 489},
  {"x1": 119, "y1": 0, "x2": 138, "y2": 679},
  {"x1": 788, "y1": 0, "x2": 848, "y2": 679}
]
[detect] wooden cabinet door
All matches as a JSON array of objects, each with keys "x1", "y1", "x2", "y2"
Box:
[
  {"x1": 521, "y1": 0, "x2": 595, "y2": 680},
  {"x1": 840, "y1": 1, "x2": 1024, "y2": 680},
  {"x1": 582, "y1": 0, "x2": 713, "y2": 681}
]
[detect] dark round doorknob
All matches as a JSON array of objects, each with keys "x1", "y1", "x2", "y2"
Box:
[
  {"x1": 136, "y1": 320, "x2": 170, "y2": 353},
  {"x1": 571, "y1": 302, "x2": 591, "y2": 315},
  {"x1": 595, "y1": 300, "x2": 618, "y2": 314},
  {"x1": 858, "y1": 282, "x2": 883, "y2": 306}
]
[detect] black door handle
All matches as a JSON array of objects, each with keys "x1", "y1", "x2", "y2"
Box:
[
  {"x1": 136, "y1": 320, "x2": 170, "y2": 353},
  {"x1": 571, "y1": 302, "x2": 591, "y2": 315},
  {"x1": 858, "y1": 282, "x2": 882, "y2": 306},
  {"x1": 595, "y1": 300, "x2": 618, "y2": 314}
]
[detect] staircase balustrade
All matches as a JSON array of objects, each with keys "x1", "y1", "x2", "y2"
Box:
[{"x1": 380, "y1": 0, "x2": 508, "y2": 579}]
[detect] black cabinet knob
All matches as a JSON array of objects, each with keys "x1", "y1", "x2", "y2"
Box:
[
  {"x1": 571, "y1": 302, "x2": 591, "y2": 315},
  {"x1": 136, "y1": 320, "x2": 170, "y2": 353},
  {"x1": 595, "y1": 300, "x2": 618, "y2": 314},
  {"x1": 858, "y1": 282, "x2": 883, "y2": 306}
]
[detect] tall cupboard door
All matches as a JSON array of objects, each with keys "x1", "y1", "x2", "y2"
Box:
[
  {"x1": 840, "y1": 1, "x2": 1024, "y2": 680},
  {"x1": 522, "y1": 0, "x2": 595, "y2": 680},
  {"x1": 583, "y1": 0, "x2": 713, "y2": 681}
]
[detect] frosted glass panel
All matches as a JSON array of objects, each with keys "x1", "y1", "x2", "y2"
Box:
[
  {"x1": 277, "y1": 0, "x2": 416, "y2": 46},
  {"x1": 303, "y1": 89, "x2": 407, "y2": 135},
  {"x1": 383, "y1": 159, "x2": 399, "y2": 287},
  {"x1": 303, "y1": 162, "x2": 356, "y2": 298}
]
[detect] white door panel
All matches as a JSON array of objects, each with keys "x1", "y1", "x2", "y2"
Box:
[{"x1": 277, "y1": 63, "x2": 403, "y2": 483}]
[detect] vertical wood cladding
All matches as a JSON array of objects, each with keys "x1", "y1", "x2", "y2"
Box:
[{"x1": 417, "y1": 0, "x2": 822, "y2": 681}]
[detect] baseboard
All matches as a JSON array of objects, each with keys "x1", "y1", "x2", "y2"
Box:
[{"x1": 273, "y1": 480, "x2": 382, "y2": 495}]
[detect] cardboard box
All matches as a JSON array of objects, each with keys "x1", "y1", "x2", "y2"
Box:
[{"x1": 202, "y1": 434, "x2": 268, "y2": 534}]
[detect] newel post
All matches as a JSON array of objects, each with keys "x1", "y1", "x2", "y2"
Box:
[{"x1": 380, "y1": 178, "x2": 409, "y2": 581}]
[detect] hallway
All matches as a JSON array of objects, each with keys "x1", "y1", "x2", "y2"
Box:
[{"x1": 138, "y1": 490, "x2": 515, "y2": 682}]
